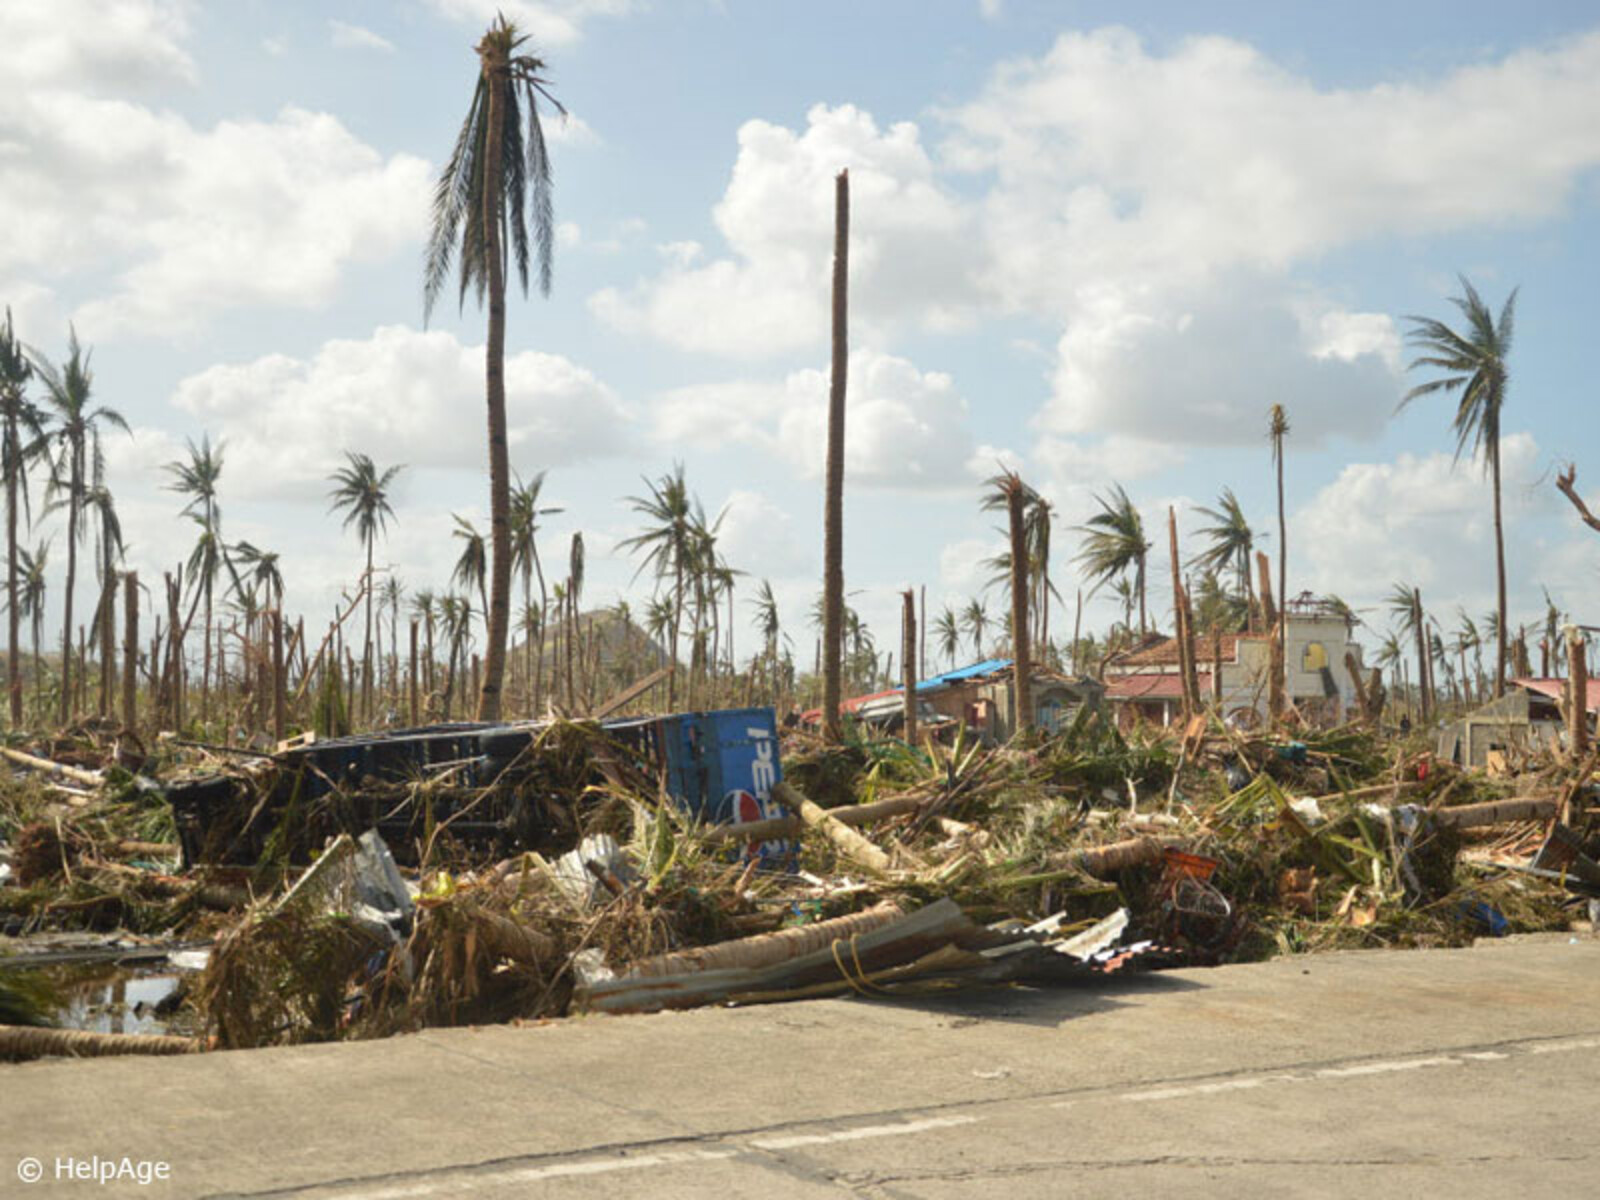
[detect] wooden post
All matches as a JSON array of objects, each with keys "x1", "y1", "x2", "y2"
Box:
[
  {"x1": 1007, "y1": 476, "x2": 1032, "y2": 735},
  {"x1": 272, "y1": 609, "x2": 286, "y2": 741},
  {"x1": 1568, "y1": 628, "x2": 1589, "y2": 759},
  {"x1": 122, "y1": 573, "x2": 138, "y2": 732},
  {"x1": 901, "y1": 589, "x2": 917, "y2": 745},
  {"x1": 408, "y1": 620, "x2": 419, "y2": 727},
  {"x1": 820, "y1": 169, "x2": 849, "y2": 742}
]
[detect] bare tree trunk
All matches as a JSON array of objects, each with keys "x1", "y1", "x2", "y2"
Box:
[
  {"x1": 821, "y1": 170, "x2": 850, "y2": 741},
  {"x1": 901, "y1": 589, "x2": 917, "y2": 745},
  {"x1": 409, "y1": 620, "x2": 419, "y2": 726},
  {"x1": 5, "y1": 413, "x2": 19, "y2": 727},
  {"x1": 122, "y1": 573, "x2": 137, "y2": 732},
  {"x1": 1168, "y1": 507, "x2": 1196, "y2": 719},
  {"x1": 272, "y1": 609, "x2": 286, "y2": 742},
  {"x1": 1568, "y1": 627, "x2": 1588, "y2": 759},
  {"x1": 60, "y1": 482, "x2": 80, "y2": 727},
  {"x1": 1007, "y1": 477, "x2": 1032, "y2": 735},
  {"x1": 1491, "y1": 438, "x2": 1507, "y2": 697}
]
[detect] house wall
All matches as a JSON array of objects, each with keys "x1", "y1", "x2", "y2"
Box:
[{"x1": 1106, "y1": 614, "x2": 1365, "y2": 729}]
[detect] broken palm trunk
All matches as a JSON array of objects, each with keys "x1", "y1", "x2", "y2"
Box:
[{"x1": 575, "y1": 898, "x2": 1174, "y2": 1015}]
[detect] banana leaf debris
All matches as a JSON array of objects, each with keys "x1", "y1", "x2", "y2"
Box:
[{"x1": 1, "y1": 705, "x2": 1596, "y2": 1057}]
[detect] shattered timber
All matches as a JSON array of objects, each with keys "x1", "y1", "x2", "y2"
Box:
[{"x1": 1, "y1": 687, "x2": 1595, "y2": 1060}]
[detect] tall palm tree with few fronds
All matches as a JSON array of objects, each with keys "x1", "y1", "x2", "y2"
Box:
[
  {"x1": 165, "y1": 435, "x2": 231, "y2": 722},
  {"x1": 85, "y1": 481, "x2": 122, "y2": 716},
  {"x1": 410, "y1": 589, "x2": 439, "y2": 696},
  {"x1": 619, "y1": 465, "x2": 695, "y2": 708},
  {"x1": 0, "y1": 309, "x2": 44, "y2": 726},
  {"x1": 327, "y1": 452, "x2": 402, "y2": 721},
  {"x1": 425, "y1": 14, "x2": 565, "y2": 722},
  {"x1": 451, "y1": 514, "x2": 489, "y2": 629},
  {"x1": 749, "y1": 578, "x2": 782, "y2": 698},
  {"x1": 1190, "y1": 487, "x2": 1256, "y2": 616},
  {"x1": 1074, "y1": 484, "x2": 1150, "y2": 635},
  {"x1": 1388, "y1": 582, "x2": 1432, "y2": 721},
  {"x1": 1402, "y1": 276, "x2": 1517, "y2": 696},
  {"x1": 31, "y1": 328, "x2": 128, "y2": 725}
]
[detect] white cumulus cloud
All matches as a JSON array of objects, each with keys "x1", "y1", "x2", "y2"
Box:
[
  {"x1": 167, "y1": 325, "x2": 632, "y2": 500},
  {"x1": 591, "y1": 104, "x2": 979, "y2": 357}
]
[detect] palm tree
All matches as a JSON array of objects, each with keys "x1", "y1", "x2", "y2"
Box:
[
  {"x1": 17, "y1": 540, "x2": 48, "y2": 715},
  {"x1": 233, "y1": 540, "x2": 284, "y2": 612},
  {"x1": 1388, "y1": 583, "x2": 1431, "y2": 721},
  {"x1": 934, "y1": 605, "x2": 960, "y2": 671},
  {"x1": 961, "y1": 598, "x2": 990, "y2": 658},
  {"x1": 410, "y1": 589, "x2": 439, "y2": 696},
  {"x1": 451, "y1": 514, "x2": 489, "y2": 627},
  {"x1": 1074, "y1": 484, "x2": 1150, "y2": 634},
  {"x1": 981, "y1": 473, "x2": 1056, "y2": 645},
  {"x1": 0, "y1": 309, "x2": 43, "y2": 727},
  {"x1": 1453, "y1": 608, "x2": 1481, "y2": 705},
  {"x1": 509, "y1": 470, "x2": 561, "y2": 714},
  {"x1": 1402, "y1": 276, "x2": 1517, "y2": 696},
  {"x1": 381, "y1": 575, "x2": 404, "y2": 707},
  {"x1": 165, "y1": 435, "x2": 230, "y2": 722},
  {"x1": 327, "y1": 452, "x2": 402, "y2": 722},
  {"x1": 425, "y1": 14, "x2": 564, "y2": 723},
  {"x1": 85, "y1": 482, "x2": 122, "y2": 716},
  {"x1": 750, "y1": 578, "x2": 782, "y2": 697},
  {"x1": 619, "y1": 465, "x2": 695, "y2": 708},
  {"x1": 31, "y1": 328, "x2": 129, "y2": 726},
  {"x1": 1190, "y1": 488, "x2": 1256, "y2": 617}
]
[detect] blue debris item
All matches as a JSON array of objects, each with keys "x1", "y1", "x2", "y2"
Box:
[
  {"x1": 609, "y1": 707, "x2": 794, "y2": 868},
  {"x1": 1459, "y1": 899, "x2": 1510, "y2": 937},
  {"x1": 1275, "y1": 741, "x2": 1309, "y2": 764}
]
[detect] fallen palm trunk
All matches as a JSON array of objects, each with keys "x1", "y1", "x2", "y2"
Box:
[
  {"x1": 627, "y1": 901, "x2": 904, "y2": 978},
  {"x1": 1068, "y1": 836, "x2": 1178, "y2": 879},
  {"x1": 1433, "y1": 797, "x2": 1558, "y2": 829},
  {"x1": 0, "y1": 1025, "x2": 200, "y2": 1062},
  {"x1": 578, "y1": 899, "x2": 972, "y2": 1014},
  {"x1": 774, "y1": 782, "x2": 892, "y2": 873}
]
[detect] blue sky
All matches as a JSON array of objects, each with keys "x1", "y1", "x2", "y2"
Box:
[{"x1": 5, "y1": 0, "x2": 1600, "y2": 671}]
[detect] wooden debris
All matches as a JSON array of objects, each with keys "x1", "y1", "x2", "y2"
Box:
[{"x1": 774, "y1": 781, "x2": 892, "y2": 873}]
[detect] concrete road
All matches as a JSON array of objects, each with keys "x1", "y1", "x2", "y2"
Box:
[{"x1": 3, "y1": 934, "x2": 1596, "y2": 1199}]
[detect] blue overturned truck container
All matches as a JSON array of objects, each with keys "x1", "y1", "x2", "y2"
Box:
[{"x1": 167, "y1": 707, "x2": 792, "y2": 867}]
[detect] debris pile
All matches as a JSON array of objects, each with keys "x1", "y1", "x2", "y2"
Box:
[{"x1": 0, "y1": 705, "x2": 1594, "y2": 1058}]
